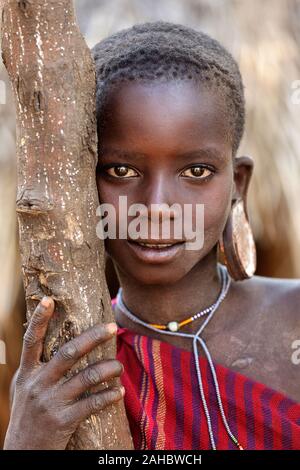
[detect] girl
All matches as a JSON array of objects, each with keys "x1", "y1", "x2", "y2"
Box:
[{"x1": 4, "y1": 22, "x2": 300, "y2": 450}]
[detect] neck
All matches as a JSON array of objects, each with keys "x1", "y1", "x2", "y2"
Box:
[{"x1": 114, "y1": 249, "x2": 223, "y2": 333}]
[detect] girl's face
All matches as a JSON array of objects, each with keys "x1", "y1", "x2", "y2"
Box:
[{"x1": 96, "y1": 79, "x2": 245, "y2": 285}]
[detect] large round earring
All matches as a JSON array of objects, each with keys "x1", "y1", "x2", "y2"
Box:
[{"x1": 218, "y1": 199, "x2": 256, "y2": 281}]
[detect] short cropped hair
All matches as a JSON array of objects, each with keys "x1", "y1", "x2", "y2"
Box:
[{"x1": 92, "y1": 21, "x2": 245, "y2": 155}]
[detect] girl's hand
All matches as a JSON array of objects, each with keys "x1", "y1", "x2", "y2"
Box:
[{"x1": 4, "y1": 297, "x2": 125, "y2": 450}]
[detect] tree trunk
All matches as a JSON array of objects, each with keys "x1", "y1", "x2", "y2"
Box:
[{"x1": 1, "y1": 0, "x2": 133, "y2": 450}]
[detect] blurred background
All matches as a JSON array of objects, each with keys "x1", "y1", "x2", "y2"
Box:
[{"x1": 0, "y1": 0, "x2": 299, "y2": 447}]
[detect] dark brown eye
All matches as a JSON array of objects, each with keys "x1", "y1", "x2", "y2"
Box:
[
  {"x1": 181, "y1": 166, "x2": 213, "y2": 179},
  {"x1": 107, "y1": 166, "x2": 138, "y2": 178}
]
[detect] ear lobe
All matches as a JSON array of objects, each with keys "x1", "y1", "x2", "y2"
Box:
[
  {"x1": 220, "y1": 155, "x2": 256, "y2": 280},
  {"x1": 233, "y1": 155, "x2": 254, "y2": 201}
]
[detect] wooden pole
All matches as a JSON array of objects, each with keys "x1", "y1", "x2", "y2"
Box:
[{"x1": 1, "y1": 0, "x2": 133, "y2": 450}]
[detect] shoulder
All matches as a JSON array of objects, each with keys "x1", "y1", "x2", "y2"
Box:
[
  {"x1": 225, "y1": 274, "x2": 300, "y2": 402},
  {"x1": 238, "y1": 274, "x2": 300, "y2": 321},
  {"x1": 232, "y1": 274, "x2": 300, "y2": 350}
]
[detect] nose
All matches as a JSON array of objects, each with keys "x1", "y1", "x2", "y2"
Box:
[{"x1": 144, "y1": 173, "x2": 180, "y2": 223}]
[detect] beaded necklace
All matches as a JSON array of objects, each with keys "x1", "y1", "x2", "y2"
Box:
[{"x1": 116, "y1": 263, "x2": 244, "y2": 450}]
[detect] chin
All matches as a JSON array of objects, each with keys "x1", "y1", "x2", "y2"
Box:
[
  {"x1": 109, "y1": 249, "x2": 202, "y2": 287},
  {"x1": 124, "y1": 263, "x2": 193, "y2": 286}
]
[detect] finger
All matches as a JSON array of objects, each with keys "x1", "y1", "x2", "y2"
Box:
[
  {"x1": 60, "y1": 359, "x2": 124, "y2": 401},
  {"x1": 69, "y1": 386, "x2": 125, "y2": 423},
  {"x1": 44, "y1": 322, "x2": 118, "y2": 382},
  {"x1": 20, "y1": 297, "x2": 55, "y2": 370}
]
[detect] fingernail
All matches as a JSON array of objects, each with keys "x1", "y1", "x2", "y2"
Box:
[
  {"x1": 41, "y1": 296, "x2": 51, "y2": 309},
  {"x1": 106, "y1": 322, "x2": 118, "y2": 334},
  {"x1": 120, "y1": 386, "x2": 125, "y2": 396}
]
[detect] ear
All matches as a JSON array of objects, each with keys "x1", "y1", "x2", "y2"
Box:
[
  {"x1": 220, "y1": 155, "x2": 257, "y2": 281},
  {"x1": 232, "y1": 155, "x2": 254, "y2": 202}
]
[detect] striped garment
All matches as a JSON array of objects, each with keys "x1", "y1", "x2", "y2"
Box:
[{"x1": 112, "y1": 299, "x2": 300, "y2": 450}]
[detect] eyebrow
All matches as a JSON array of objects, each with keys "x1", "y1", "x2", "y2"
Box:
[
  {"x1": 99, "y1": 146, "x2": 226, "y2": 163},
  {"x1": 99, "y1": 146, "x2": 148, "y2": 161},
  {"x1": 175, "y1": 148, "x2": 226, "y2": 163}
]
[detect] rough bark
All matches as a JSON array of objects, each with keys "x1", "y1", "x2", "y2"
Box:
[{"x1": 1, "y1": 0, "x2": 133, "y2": 450}]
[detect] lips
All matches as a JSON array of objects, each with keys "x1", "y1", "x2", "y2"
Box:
[{"x1": 126, "y1": 239, "x2": 185, "y2": 264}]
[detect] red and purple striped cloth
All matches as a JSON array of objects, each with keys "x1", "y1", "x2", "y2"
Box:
[{"x1": 112, "y1": 298, "x2": 300, "y2": 450}]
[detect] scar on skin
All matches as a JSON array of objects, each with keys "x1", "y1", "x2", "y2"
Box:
[{"x1": 231, "y1": 357, "x2": 254, "y2": 369}]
